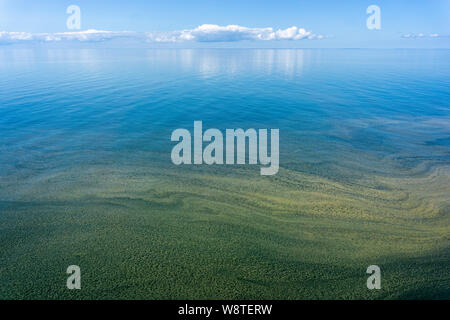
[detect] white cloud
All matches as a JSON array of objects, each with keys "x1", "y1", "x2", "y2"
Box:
[
  {"x1": 0, "y1": 29, "x2": 139, "y2": 43},
  {"x1": 147, "y1": 24, "x2": 324, "y2": 42},
  {"x1": 401, "y1": 33, "x2": 444, "y2": 39},
  {"x1": 0, "y1": 31, "x2": 33, "y2": 42},
  {"x1": 50, "y1": 29, "x2": 137, "y2": 41},
  {"x1": 0, "y1": 25, "x2": 325, "y2": 44}
]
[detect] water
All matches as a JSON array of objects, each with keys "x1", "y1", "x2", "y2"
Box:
[
  {"x1": 1, "y1": 49, "x2": 449, "y2": 198},
  {"x1": 0, "y1": 48, "x2": 449, "y2": 299}
]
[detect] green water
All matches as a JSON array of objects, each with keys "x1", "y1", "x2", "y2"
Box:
[{"x1": 0, "y1": 49, "x2": 449, "y2": 299}]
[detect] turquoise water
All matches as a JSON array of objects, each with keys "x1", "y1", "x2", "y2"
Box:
[
  {"x1": 1, "y1": 49, "x2": 449, "y2": 184},
  {"x1": 0, "y1": 49, "x2": 449, "y2": 299},
  {"x1": 1, "y1": 49, "x2": 449, "y2": 197}
]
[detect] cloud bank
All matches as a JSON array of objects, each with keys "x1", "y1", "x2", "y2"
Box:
[
  {"x1": 0, "y1": 29, "x2": 138, "y2": 43},
  {"x1": 401, "y1": 33, "x2": 444, "y2": 39},
  {"x1": 0, "y1": 24, "x2": 325, "y2": 44},
  {"x1": 147, "y1": 24, "x2": 325, "y2": 42}
]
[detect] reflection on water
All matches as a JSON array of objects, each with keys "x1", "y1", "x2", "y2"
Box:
[
  {"x1": 0, "y1": 48, "x2": 307, "y2": 76},
  {"x1": 0, "y1": 48, "x2": 449, "y2": 197},
  {"x1": 158, "y1": 49, "x2": 305, "y2": 77},
  {"x1": 0, "y1": 48, "x2": 449, "y2": 300}
]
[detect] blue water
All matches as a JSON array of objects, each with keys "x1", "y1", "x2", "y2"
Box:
[
  {"x1": 0, "y1": 49, "x2": 449, "y2": 199},
  {"x1": 0, "y1": 48, "x2": 449, "y2": 300}
]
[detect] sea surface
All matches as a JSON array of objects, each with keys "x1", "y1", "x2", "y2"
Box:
[{"x1": 0, "y1": 48, "x2": 449, "y2": 299}]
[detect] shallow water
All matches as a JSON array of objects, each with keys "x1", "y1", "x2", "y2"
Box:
[{"x1": 0, "y1": 48, "x2": 449, "y2": 299}]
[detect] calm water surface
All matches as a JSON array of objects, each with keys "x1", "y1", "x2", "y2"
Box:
[
  {"x1": 0, "y1": 49, "x2": 448, "y2": 195},
  {"x1": 0, "y1": 48, "x2": 449, "y2": 299}
]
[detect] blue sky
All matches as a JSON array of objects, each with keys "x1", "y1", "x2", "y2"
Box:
[{"x1": 0, "y1": 0, "x2": 449, "y2": 47}]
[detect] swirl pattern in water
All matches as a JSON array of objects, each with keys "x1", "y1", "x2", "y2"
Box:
[{"x1": 0, "y1": 48, "x2": 449, "y2": 299}]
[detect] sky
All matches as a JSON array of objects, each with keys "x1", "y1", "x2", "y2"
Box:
[{"x1": 0, "y1": 0, "x2": 449, "y2": 48}]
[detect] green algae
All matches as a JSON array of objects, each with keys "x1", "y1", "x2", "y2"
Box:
[{"x1": 0, "y1": 147, "x2": 448, "y2": 299}]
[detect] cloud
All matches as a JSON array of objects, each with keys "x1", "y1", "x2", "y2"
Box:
[
  {"x1": 0, "y1": 29, "x2": 138, "y2": 44},
  {"x1": 0, "y1": 25, "x2": 326, "y2": 44},
  {"x1": 147, "y1": 24, "x2": 325, "y2": 42},
  {"x1": 401, "y1": 33, "x2": 445, "y2": 39}
]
